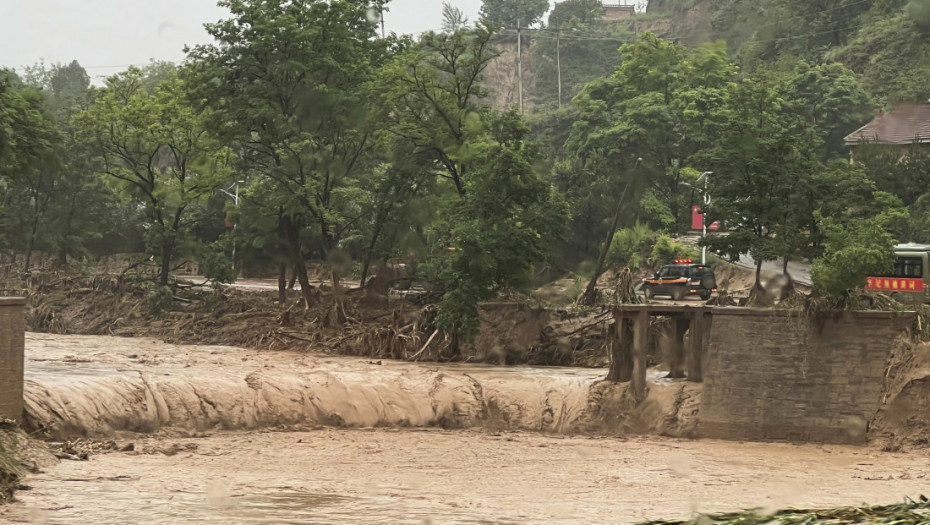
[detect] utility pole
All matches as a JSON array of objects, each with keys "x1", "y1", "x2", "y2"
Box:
[
  {"x1": 556, "y1": 29, "x2": 562, "y2": 108},
  {"x1": 517, "y1": 15, "x2": 524, "y2": 113},
  {"x1": 380, "y1": 6, "x2": 386, "y2": 39}
]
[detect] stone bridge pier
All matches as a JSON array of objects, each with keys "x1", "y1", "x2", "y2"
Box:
[{"x1": 609, "y1": 305, "x2": 711, "y2": 401}]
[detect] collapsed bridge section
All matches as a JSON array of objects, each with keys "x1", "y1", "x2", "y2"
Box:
[{"x1": 610, "y1": 304, "x2": 917, "y2": 444}]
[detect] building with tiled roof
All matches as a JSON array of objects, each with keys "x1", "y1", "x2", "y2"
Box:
[
  {"x1": 844, "y1": 103, "x2": 930, "y2": 147},
  {"x1": 602, "y1": 2, "x2": 636, "y2": 20}
]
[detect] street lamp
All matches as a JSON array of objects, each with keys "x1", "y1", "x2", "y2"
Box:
[
  {"x1": 696, "y1": 171, "x2": 712, "y2": 265},
  {"x1": 218, "y1": 181, "x2": 245, "y2": 271}
]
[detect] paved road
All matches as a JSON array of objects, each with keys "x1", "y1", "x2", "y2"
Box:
[{"x1": 680, "y1": 234, "x2": 812, "y2": 285}]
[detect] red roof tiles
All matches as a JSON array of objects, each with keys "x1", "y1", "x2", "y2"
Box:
[{"x1": 844, "y1": 103, "x2": 930, "y2": 146}]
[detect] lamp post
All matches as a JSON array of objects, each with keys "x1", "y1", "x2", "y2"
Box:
[
  {"x1": 219, "y1": 181, "x2": 244, "y2": 271},
  {"x1": 697, "y1": 171, "x2": 712, "y2": 265}
]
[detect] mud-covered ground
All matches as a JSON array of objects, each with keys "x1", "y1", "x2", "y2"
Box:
[{"x1": 3, "y1": 428, "x2": 929, "y2": 524}]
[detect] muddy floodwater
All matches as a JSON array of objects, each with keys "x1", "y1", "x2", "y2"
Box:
[{"x1": 2, "y1": 334, "x2": 929, "y2": 524}]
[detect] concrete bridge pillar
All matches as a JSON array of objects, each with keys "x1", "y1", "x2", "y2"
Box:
[{"x1": 0, "y1": 297, "x2": 25, "y2": 422}]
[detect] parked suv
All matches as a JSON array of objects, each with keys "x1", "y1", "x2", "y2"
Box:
[{"x1": 642, "y1": 260, "x2": 717, "y2": 301}]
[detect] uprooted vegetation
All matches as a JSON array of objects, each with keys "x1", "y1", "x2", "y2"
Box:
[
  {"x1": 0, "y1": 249, "x2": 803, "y2": 370},
  {"x1": 2, "y1": 261, "x2": 629, "y2": 367},
  {"x1": 0, "y1": 422, "x2": 27, "y2": 503}
]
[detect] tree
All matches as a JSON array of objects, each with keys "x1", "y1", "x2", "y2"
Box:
[
  {"x1": 562, "y1": 33, "x2": 734, "y2": 291},
  {"x1": 783, "y1": 61, "x2": 873, "y2": 159},
  {"x1": 188, "y1": 0, "x2": 390, "y2": 307},
  {"x1": 479, "y1": 0, "x2": 550, "y2": 28},
  {"x1": 427, "y1": 111, "x2": 567, "y2": 353},
  {"x1": 569, "y1": 34, "x2": 734, "y2": 233},
  {"x1": 22, "y1": 61, "x2": 122, "y2": 265},
  {"x1": 700, "y1": 78, "x2": 813, "y2": 290},
  {"x1": 75, "y1": 67, "x2": 232, "y2": 286},
  {"x1": 810, "y1": 195, "x2": 907, "y2": 299},
  {"x1": 547, "y1": 0, "x2": 604, "y2": 28},
  {"x1": 0, "y1": 72, "x2": 62, "y2": 269},
  {"x1": 442, "y1": 2, "x2": 469, "y2": 32},
  {"x1": 372, "y1": 25, "x2": 499, "y2": 198}
]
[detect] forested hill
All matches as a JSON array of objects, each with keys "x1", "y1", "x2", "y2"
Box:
[{"x1": 502, "y1": 0, "x2": 930, "y2": 110}]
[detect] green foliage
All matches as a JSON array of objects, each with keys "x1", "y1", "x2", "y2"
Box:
[
  {"x1": 371, "y1": 24, "x2": 499, "y2": 199},
  {"x1": 442, "y1": 2, "x2": 469, "y2": 32},
  {"x1": 605, "y1": 222, "x2": 653, "y2": 270},
  {"x1": 567, "y1": 33, "x2": 735, "y2": 237},
  {"x1": 199, "y1": 240, "x2": 237, "y2": 286},
  {"x1": 811, "y1": 200, "x2": 908, "y2": 299},
  {"x1": 75, "y1": 66, "x2": 232, "y2": 285},
  {"x1": 651, "y1": 234, "x2": 698, "y2": 267},
  {"x1": 428, "y1": 111, "x2": 568, "y2": 345},
  {"x1": 548, "y1": 0, "x2": 604, "y2": 28},
  {"x1": 479, "y1": 0, "x2": 550, "y2": 28},
  {"x1": 144, "y1": 284, "x2": 175, "y2": 314}
]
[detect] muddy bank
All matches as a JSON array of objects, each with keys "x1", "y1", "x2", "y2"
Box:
[
  {"x1": 870, "y1": 341, "x2": 930, "y2": 449},
  {"x1": 3, "y1": 428, "x2": 929, "y2": 524},
  {"x1": 22, "y1": 334, "x2": 699, "y2": 441},
  {"x1": 14, "y1": 269, "x2": 620, "y2": 368}
]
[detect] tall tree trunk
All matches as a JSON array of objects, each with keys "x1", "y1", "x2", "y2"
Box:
[
  {"x1": 159, "y1": 243, "x2": 172, "y2": 286},
  {"x1": 293, "y1": 257, "x2": 315, "y2": 309},
  {"x1": 288, "y1": 264, "x2": 297, "y2": 290},
  {"x1": 579, "y1": 183, "x2": 631, "y2": 306},
  {"x1": 755, "y1": 259, "x2": 763, "y2": 290},
  {"x1": 360, "y1": 249, "x2": 372, "y2": 289},
  {"x1": 24, "y1": 215, "x2": 39, "y2": 272},
  {"x1": 281, "y1": 215, "x2": 316, "y2": 309},
  {"x1": 278, "y1": 262, "x2": 287, "y2": 304}
]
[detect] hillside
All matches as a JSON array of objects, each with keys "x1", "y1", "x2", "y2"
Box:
[{"x1": 481, "y1": 0, "x2": 930, "y2": 111}]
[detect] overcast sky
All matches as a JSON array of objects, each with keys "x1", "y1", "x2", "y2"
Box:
[{"x1": 0, "y1": 0, "x2": 483, "y2": 82}]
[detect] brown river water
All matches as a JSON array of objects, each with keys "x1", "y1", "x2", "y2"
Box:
[{"x1": 2, "y1": 334, "x2": 929, "y2": 524}]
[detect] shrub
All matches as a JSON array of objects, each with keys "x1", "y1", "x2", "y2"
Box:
[
  {"x1": 606, "y1": 222, "x2": 654, "y2": 270},
  {"x1": 651, "y1": 234, "x2": 699, "y2": 266}
]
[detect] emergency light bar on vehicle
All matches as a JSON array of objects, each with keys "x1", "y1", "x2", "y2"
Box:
[{"x1": 674, "y1": 259, "x2": 693, "y2": 264}]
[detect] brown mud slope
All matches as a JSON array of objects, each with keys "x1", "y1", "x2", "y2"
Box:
[
  {"x1": 22, "y1": 334, "x2": 700, "y2": 441},
  {"x1": 870, "y1": 338, "x2": 930, "y2": 450}
]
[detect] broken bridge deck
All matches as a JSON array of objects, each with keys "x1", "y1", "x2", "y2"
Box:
[{"x1": 609, "y1": 304, "x2": 712, "y2": 401}]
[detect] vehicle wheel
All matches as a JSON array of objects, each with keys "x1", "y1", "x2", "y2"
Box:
[
  {"x1": 644, "y1": 287, "x2": 655, "y2": 299},
  {"x1": 700, "y1": 274, "x2": 717, "y2": 290},
  {"x1": 700, "y1": 291, "x2": 711, "y2": 301},
  {"x1": 672, "y1": 288, "x2": 687, "y2": 301}
]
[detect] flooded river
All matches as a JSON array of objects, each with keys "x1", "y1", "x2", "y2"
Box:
[{"x1": 2, "y1": 334, "x2": 929, "y2": 524}]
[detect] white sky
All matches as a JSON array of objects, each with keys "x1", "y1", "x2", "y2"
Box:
[{"x1": 0, "y1": 0, "x2": 483, "y2": 82}]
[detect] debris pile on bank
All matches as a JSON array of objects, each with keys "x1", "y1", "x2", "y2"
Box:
[{"x1": 640, "y1": 496, "x2": 930, "y2": 525}]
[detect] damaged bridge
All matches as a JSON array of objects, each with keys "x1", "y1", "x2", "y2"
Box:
[{"x1": 610, "y1": 304, "x2": 918, "y2": 444}]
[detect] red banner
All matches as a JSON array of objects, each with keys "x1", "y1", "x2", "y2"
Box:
[
  {"x1": 691, "y1": 206, "x2": 721, "y2": 231},
  {"x1": 865, "y1": 277, "x2": 925, "y2": 292}
]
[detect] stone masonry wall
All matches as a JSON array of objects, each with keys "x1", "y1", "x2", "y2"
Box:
[
  {"x1": 0, "y1": 298, "x2": 25, "y2": 422},
  {"x1": 699, "y1": 309, "x2": 913, "y2": 444}
]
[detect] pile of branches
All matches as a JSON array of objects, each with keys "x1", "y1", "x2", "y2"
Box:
[{"x1": 639, "y1": 496, "x2": 930, "y2": 525}]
